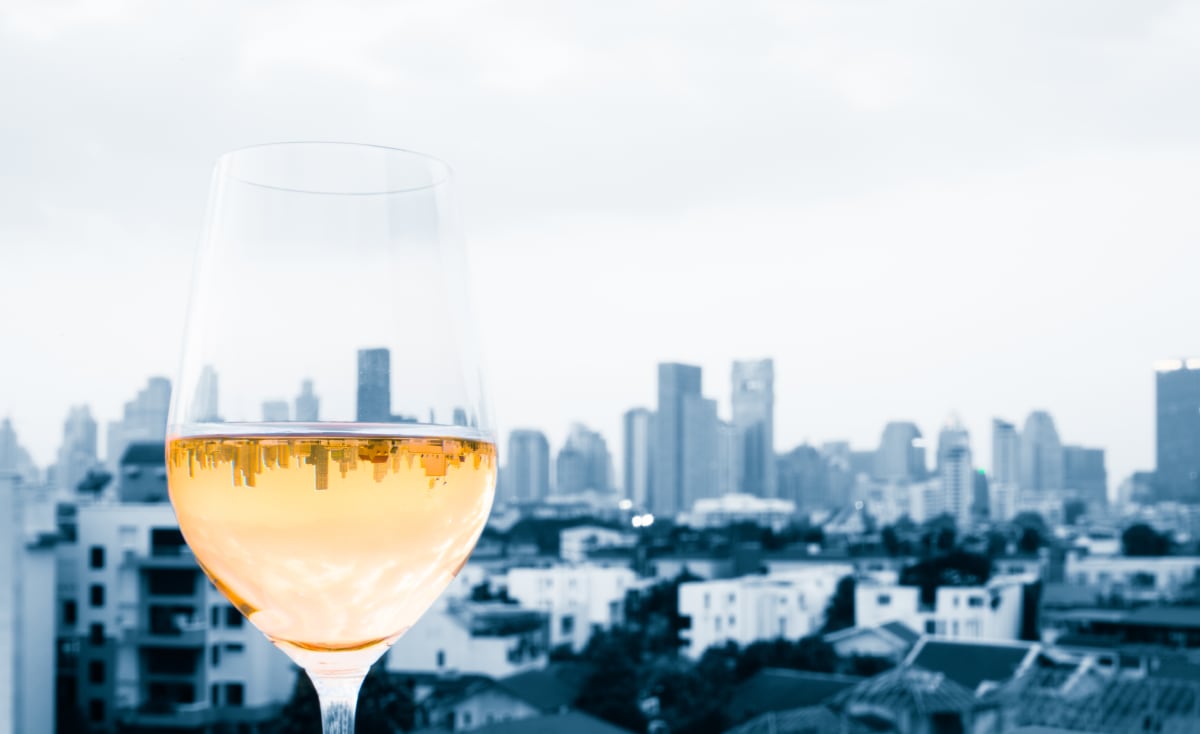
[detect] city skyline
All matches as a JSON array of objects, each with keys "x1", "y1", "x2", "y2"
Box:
[{"x1": 5, "y1": 2, "x2": 1200, "y2": 492}]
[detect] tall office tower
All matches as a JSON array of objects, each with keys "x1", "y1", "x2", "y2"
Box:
[
  {"x1": 991, "y1": 419, "x2": 1020, "y2": 485},
  {"x1": 556, "y1": 447, "x2": 588, "y2": 495},
  {"x1": 106, "y1": 377, "x2": 171, "y2": 467},
  {"x1": 653, "y1": 363, "x2": 703, "y2": 517},
  {"x1": 1, "y1": 475, "x2": 57, "y2": 734},
  {"x1": 1063, "y1": 445, "x2": 1108, "y2": 508},
  {"x1": 193, "y1": 365, "x2": 220, "y2": 422},
  {"x1": 874, "y1": 421, "x2": 924, "y2": 482},
  {"x1": 622, "y1": 408, "x2": 654, "y2": 508},
  {"x1": 731, "y1": 359, "x2": 776, "y2": 498},
  {"x1": 680, "y1": 395, "x2": 718, "y2": 510},
  {"x1": 937, "y1": 416, "x2": 974, "y2": 528},
  {"x1": 820, "y1": 441, "x2": 854, "y2": 508},
  {"x1": 294, "y1": 379, "x2": 320, "y2": 422},
  {"x1": 777, "y1": 444, "x2": 828, "y2": 509},
  {"x1": 558, "y1": 424, "x2": 611, "y2": 492},
  {"x1": 715, "y1": 421, "x2": 740, "y2": 496},
  {"x1": 972, "y1": 470, "x2": 990, "y2": 520},
  {"x1": 261, "y1": 401, "x2": 290, "y2": 422},
  {"x1": 505, "y1": 429, "x2": 551, "y2": 503},
  {"x1": 0, "y1": 418, "x2": 37, "y2": 483},
  {"x1": 1020, "y1": 410, "x2": 1064, "y2": 496},
  {"x1": 357, "y1": 348, "x2": 392, "y2": 423},
  {"x1": 57, "y1": 405, "x2": 99, "y2": 494},
  {"x1": 1156, "y1": 359, "x2": 1200, "y2": 502}
]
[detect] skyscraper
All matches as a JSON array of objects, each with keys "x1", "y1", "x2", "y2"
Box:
[
  {"x1": 777, "y1": 444, "x2": 828, "y2": 508},
  {"x1": 1063, "y1": 445, "x2": 1108, "y2": 507},
  {"x1": 1020, "y1": 410, "x2": 1063, "y2": 496},
  {"x1": 0, "y1": 418, "x2": 37, "y2": 483},
  {"x1": 1156, "y1": 359, "x2": 1200, "y2": 502},
  {"x1": 731, "y1": 359, "x2": 776, "y2": 497},
  {"x1": 715, "y1": 420, "x2": 739, "y2": 496},
  {"x1": 622, "y1": 408, "x2": 654, "y2": 508},
  {"x1": 556, "y1": 424, "x2": 611, "y2": 493},
  {"x1": 193, "y1": 365, "x2": 220, "y2": 422},
  {"x1": 681, "y1": 395, "x2": 718, "y2": 510},
  {"x1": 505, "y1": 430, "x2": 550, "y2": 503},
  {"x1": 357, "y1": 348, "x2": 392, "y2": 423},
  {"x1": 653, "y1": 363, "x2": 703, "y2": 517},
  {"x1": 991, "y1": 419, "x2": 1020, "y2": 485},
  {"x1": 937, "y1": 416, "x2": 973, "y2": 528},
  {"x1": 106, "y1": 377, "x2": 170, "y2": 467},
  {"x1": 874, "y1": 421, "x2": 924, "y2": 482},
  {"x1": 294, "y1": 379, "x2": 320, "y2": 422},
  {"x1": 57, "y1": 405, "x2": 98, "y2": 493},
  {"x1": 261, "y1": 400, "x2": 290, "y2": 422}
]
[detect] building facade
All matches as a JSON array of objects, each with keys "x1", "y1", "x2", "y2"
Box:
[
  {"x1": 503, "y1": 565, "x2": 637, "y2": 651},
  {"x1": 731, "y1": 359, "x2": 776, "y2": 498},
  {"x1": 854, "y1": 574, "x2": 1032, "y2": 642},
  {"x1": 1020, "y1": 410, "x2": 1064, "y2": 497},
  {"x1": 1063, "y1": 445, "x2": 1108, "y2": 508},
  {"x1": 385, "y1": 601, "x2": 548, "y2": 679},
  {"x1": 503, "y1": 430, "x2": 551, "y2": 504},
  {"x1": 622, "y1": 408, "x2": 653, "y2": 508},
  {"x1": 874, "y1": 421, "x2": 924, "y2": 483},
  {"x1": 652, "y1": 363, "x2": 703, "y2": 517},
  {"x1": 106, "y1": 377, "x2": 170, "y2": 468},
  {"x1": 937, "y1": 418, "x2": 974, "y2": 528},
  {"x1": 1156, "y1": 359, "x2": 1200, "y2": 502}
]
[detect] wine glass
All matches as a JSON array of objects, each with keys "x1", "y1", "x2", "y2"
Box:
[{"x1": 166, "y1": 142, "x2": 496, "y2": 733}]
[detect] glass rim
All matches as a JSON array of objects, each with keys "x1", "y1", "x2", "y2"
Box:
[{"x1": 217, "y1": 141, "x2": 453, "y2": 197}]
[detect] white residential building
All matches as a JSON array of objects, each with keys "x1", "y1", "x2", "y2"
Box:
[
  {"x1": 681, "y1": 493, "x2": 796, "y2": 531},
  {"x1": 678, "y1": 567, "x2": 852, "y2": 659},
  {"x1": 1, "y1": 474, "x2": 57, "y2": 734},
  {"x1": 504, "y1": 564, "x2": 638, "y2": 651},
  {"x1": 386, "y1": 601, "x2": 548, "y2": 678},
  {"x1": 1064, "y1": 553, "x2": 1200, "y2": 602},
  {"x1": 75, "y1": 502, "x2": 294, "y2": 732},
  {"x1": 559, "y1": 526, "x2": 636, "y2": 564},
  {"x1": 855, "y1": 574, "x2": 1034, "y2": 641}
]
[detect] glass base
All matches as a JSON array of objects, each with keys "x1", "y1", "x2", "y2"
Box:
[{"x1": 274, "y1": 639, "x2": 391, "y2": 678}]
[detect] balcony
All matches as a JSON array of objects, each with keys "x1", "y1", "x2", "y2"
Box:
[
  {"x1": 126, "y1": 626, "x2": 206, "y2": 648},
  {"x1": 120, "y1": 701, "x2": 211, "y2": 729}
]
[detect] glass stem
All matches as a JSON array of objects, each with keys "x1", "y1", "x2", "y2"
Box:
[{"x1": 312, "y1": 671, "x2": 366, "y2": 734}]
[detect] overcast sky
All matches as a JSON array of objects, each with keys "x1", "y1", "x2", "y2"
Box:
[{"x1": 3, "y1": 0, "x2": 1200, "y2": 490}]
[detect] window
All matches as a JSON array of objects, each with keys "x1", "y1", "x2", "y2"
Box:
[
  {"x1": 212, "y1": 684, "x2": 220, "y2": 706},
  {"x1": 965, "y1": 620, "x2": 981, "y2": 637},
  {"x1": 225, "y1": 683, "x2": 244, "y2": 706},
  {"x1": 436, "y1": 650, "x2": 445, "y2": 667},
  {"x1": 703, "y1": 593, "x2": 711, "y2": 609},
  {"x1": 727, "y1": 593, "x2": 735, "y2": 606},
  {"x1": 148, "y1": 569, "x2": 195, "y2": 596},
  {"x1": 877, "y1": 594, "x2": 892, "y2": 606},
  {"x1": 212, "y1": 607, "x2": 220, "y2": 628},
  {"x1": 89, "y1": 660, "x2": 106, "y2": 685},
  {"x1": 63, "y1": 600, "x2": 77, "y2": 626},
  {"x1": 925, "y1": 620, "x2": 937, "y2": 634},
  {"x1": 225, "y1": 643, "x2": 245, "y2": 653},
  {"x1": 728, "y1": 615, "x2": 736, "y2": 627},
  {"x1": 952, "y1": 620, "x2": 959, "y2": 636},
  {"x1": 90, "y1": 623, "x2": 105, "y2": 646},
  {"x1": 211, "y1": 646, "x2": 220, "y2": 667},
  {"x1": 463, "y1": 713, "x2": 472, "y2": 726},
  {"x1": 715, "y1": 617, "x2": 722, "y2": 632},
  {"x1": 89, "y1": 699, "x2": 105, "y2": 723},
  {"x1": 779, "y1": 617, "x2": 787, "y2": 636},
  {"x1": 89, "y1": 584, "x2": 105, "y2": 608},
  {"x1": 968, "y1": 596, "x2": 984, "y2": 608},
  {"x1": 560, "y1": 615, "x2": 575, "y2": 637},
  {"x1": 225, "y1": 607, "x2": 244, "y2": 628},
  {"x1": 89, "y1": 546, "x2": 105, "y2": 569}
]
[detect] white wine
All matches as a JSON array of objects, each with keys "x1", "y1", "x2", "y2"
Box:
[{"x1": 167, "y1": 432, "x2": 496, "y2": 658}]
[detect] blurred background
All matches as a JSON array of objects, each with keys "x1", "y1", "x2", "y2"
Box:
[{"x1": 4, "y1": 2, "x2": 1200, "y2": 734}]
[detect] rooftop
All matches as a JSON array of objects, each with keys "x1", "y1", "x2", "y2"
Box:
[
  {"x1": 828, "y1": 665, "x2": 979, "y2": 715},
  {"x1": 466, "y1": 711, "x2": 634, "y2": 734},
  {"x1": 906, "y1": 638, "x2": 1037, "y2": 691},
  {"x1": 724, "y1": 669, "x2": 862, "y2": 722}
]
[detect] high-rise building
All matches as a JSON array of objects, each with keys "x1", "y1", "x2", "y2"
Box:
[
  {"x1": 681, "y1": 395, "x2": 718, "y2": 510},
  {"x1": 991, "y1": 419, "x2": 1020, "y2": 485},
  {"x1": 1155, "y1": 359, "x2": 1200, "y2": 502},
  {"x1": 556, "y1": 424, "x2": 611, "y2": 493},
  {"x1": 261, "y1": 400, "x2": 290, "y2": 422},
  {"x1": 106, "y1": 377, "x2": 171, "y2": 467},
  {"x1": 937, "y1": 416, "x2": 973, "y2": 528},
  {"x1": 874, "y1": 421, "x2": 924, "y2": 482},
  {"x1": 715, "y1": 421, "x2": 740, "y2": 496},
  {"x1": 1, "y1": 474, "x2": 57, "y2": 734},
  {"x1": 294, "y1": 379, "x2": 320, "y2": 422},
  {"x1": 731, "y1": 359, "x2": 776, "y2": 497},
  {"x1": 504, "y1": 430, "x2": 550, "y2": 503},
  {"x1": 1063, "y1": 445, "x2": 1108, "y2": 507},
  {"x1": 57, "y1": 405, "x2": 99, "y2": 494},
  {"x1": 653, "y1": 363, "x2": 703, "y2": 517},
  {"x1": 622, "y1": 408, "x2": 654, "y2": 508},
  {"x1": 193, "y1": 365, "x2": 221, "y2": 422},
  {"x1": 820, "y1": 441, "x2": 854, "y2": 509},
  {"x1": 0, "y1": 418, "x2": 38, "y2": 483},
  {"x1": 1020, "y1": 410, "x2": 1063, "y2": 496},
  {"x1": 357, "y1": 348, "x2": 392, "y2": 423},
  {"x1": 777, "y1": 444, "x2": 827, "y2": 509}
]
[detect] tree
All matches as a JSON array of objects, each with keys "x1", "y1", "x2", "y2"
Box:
[
  {"x1": 936, "y1": 526, "x2": 957, "y2": 553},
  {"x1": 822, "y1": 575, "x2": 856, "y2": 633},
  {"x1": 575, "y1": 631, "x2": 647, "y2": 733},
  {"x1": 986, "y1": 531, "x2": 1008, "y2": 558},
  {"x1": 881, "y1": 526, "x2": 901, "y2": 557},
  {"x1": 1123, "y1": 523, "x2": 1170, "y2": 557},
  {"x1": 735, "y1": 636, "x2": 837, "y2": 681},
  {"x1": 1017, "y1": 527, "x2": 1042, "y2": 555},
  {"x1": 899, "y1": 552, "x2": 992, "y2": 607}
]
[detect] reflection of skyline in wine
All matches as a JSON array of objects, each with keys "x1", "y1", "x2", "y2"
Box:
[{"x1": 170, "y1": 434, "x2": 494, "y2": 492}]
